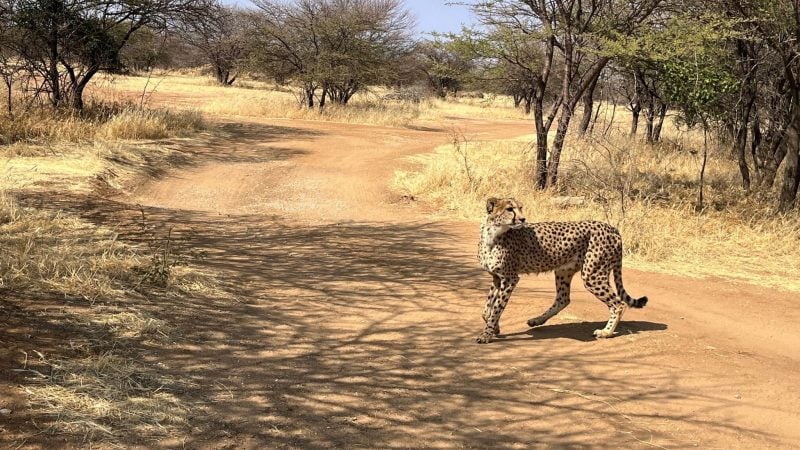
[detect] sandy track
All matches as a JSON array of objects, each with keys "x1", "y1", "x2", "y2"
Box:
[
  {"x1": 123, "y1": 115, "x2": 800, "y2": 448},
  {"x1": 6, "y1": 114, "x2": 799, "y2": 448}
]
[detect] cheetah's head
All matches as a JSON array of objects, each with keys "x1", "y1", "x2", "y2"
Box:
[{"x1": 485, "y1": 197, "x2": 526, "y2": 232}]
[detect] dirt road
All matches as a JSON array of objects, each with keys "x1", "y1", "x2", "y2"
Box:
[{"x1": 8, "y1": 114, "x2": 800, "y2": 448}]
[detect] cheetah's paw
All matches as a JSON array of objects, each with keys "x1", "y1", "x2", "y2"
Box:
[
  {"x1": 476, "y1": 331, "x2": 494, "y2": 344},
  {"x1": 527, "y1": 316, "x2": 548, "y2": 327},
  {"x1": 593, "y1": 329, "x2": 614, "y2": 339}
]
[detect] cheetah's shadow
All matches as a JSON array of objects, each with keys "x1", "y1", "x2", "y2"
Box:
[{"x1": 497, "y1": 320, "x2": 667, "y2": 343}]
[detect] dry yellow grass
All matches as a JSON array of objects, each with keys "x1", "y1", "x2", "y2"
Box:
[
  {"x1": 0, "y1": 87, "x2": 219, "y2": 441},
  {"x1": 0, "y1": 191, "x2": 221, "y2": 301},
  {"x1": 0, "y1": 189, "x2": 224, "y2": 439},
  {"x1": 392, "y1": 130, "x2": 800, "y2": 292},
  {"x1": 0, "y1": 204, "x2": 136, "y2": 300},
  {"x1": 0, "y1": 104, "x2": 204, "y2": 146},
  {"x1": 23, "y1": 352, "x2": 189, "y2": 438},
  {"x1": 94, "y1": 73, "x2": 528, "y2": 126}
]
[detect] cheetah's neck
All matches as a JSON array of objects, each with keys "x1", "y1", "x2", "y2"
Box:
[{"x1": 480, "y1": 220, "x2": 509, "y2": 251}]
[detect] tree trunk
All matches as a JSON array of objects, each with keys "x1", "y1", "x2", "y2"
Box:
[
  {"x1": 547, "y1": 36, "x2": 575, "y2": 188},
  {"x1": 513, "y1": 93, "x2": 522, "y2": 108},
  {"x1": 779, "y1": 143, "x2": 800, "y2": 211},
  {"x1": 66, "y1": 68, "x2": 98, "y2": 112},
  {"x1": 652, "y1": 103, "x2": 667, "y2": 141},
  {"x1": 70, "y1": 84, "x2": 85, "y2": 111},
  {"x1": 547, "y1": 57, "x2": 609, "y2": 187},
  {"x1": 734, "y1": 95, "x2": 755, "y2": 191},
  {"x1": 779, "y1": 104, "x2": 800, "y2": 211},
  {"x1": 697, "y1": 122, "x2": 709, "y2": 211},
  {"x1": 533, "y1": 97, "x2": 548, "y2": 189},
  {"x1": 751, "y1": 115, "x2": 763, "y2": 183},
  {"x1": 319, "y1": 86, "x2": 328, "y2": 109},
  {"x1": 578, "y1": 76, "x2": 599, "y2": 136},
  {"x1": 531, "y1": 35, "x2": 557, "y2": 189},
  {"x1": 3, "y1": 75, "x2": 11, "y2": 117},
  {"x1": 304, "y1": 85, "x2": 315, "y2": 108},
  {"x1": 760, "y1": 112, "x2": 791, "y2": 187},
  {"x1": 764, "y1": 138, "x2": 788, "y2": 188},
  {"x1": 589, "y1": 100, "x2": 602, "y2": 134},
  {"x1": 215, "y1": 66, "x2": 226, "y2": 84},
  {"x1": 630, "y1": 103, "x2": 641, "y2": 136},
  {"x1": 644, "y1": 101, "x2": 655, "y2": 143},
  {"x1": 548, "y1": 105, "x2": 573, "y2": 187},
  {"x1": 435, "y1": 83, "x2": 446, "y2": 99},
  {"x1": 48, "y1": 45, "x2": 61, "y2": 107},
  {"x1": 215, "y1": 67, "x2": 235, "y2": 85},
  {"x1": 523, "y1": 90, "x2": 536, "y2": 115}
]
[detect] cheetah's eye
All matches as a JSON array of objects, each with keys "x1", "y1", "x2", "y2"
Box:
[{"x1": 506, "y1": 207, "x2": 514, "y2": 212}]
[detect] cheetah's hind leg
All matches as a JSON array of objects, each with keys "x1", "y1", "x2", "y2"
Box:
[
  {"x1": 583, "y1": 270, "x2": 626, "y2": 339},
  {"x1": 527, "y1": 263, "x2": 578, "y2": 328}
]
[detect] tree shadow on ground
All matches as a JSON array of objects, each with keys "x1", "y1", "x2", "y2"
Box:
[
  {"x1": 109, "y1": 121, "x2": 322, "y2": 181},
  {"x1": 3, "y1": 192, "x2": 782, "y2": 448}
]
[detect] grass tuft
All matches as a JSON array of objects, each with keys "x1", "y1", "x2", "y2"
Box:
[
  {"x1": 0, "y1": 102, "x2": 204, "y2": 147},
  {"x1": 0, "y1": 198, "x2": 138, "y2": 301},
  {"x1": 96, "y1": 107, "x2": 205, "y2": 140},
  {"x1": 24, "y1": 352, "x2": 189, "y2": 438}
]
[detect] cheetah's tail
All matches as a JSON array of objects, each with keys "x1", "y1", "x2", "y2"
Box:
[{"x1": 613, "y1": 266, "x2": 648, "y2": 309}]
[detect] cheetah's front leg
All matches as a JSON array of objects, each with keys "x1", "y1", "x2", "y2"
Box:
[
  {"x1": 477, "y1": 274, "x2": 519, "y2": 344},
  {"x1": 482, "y1": 274, "x2": 501, "y2": 335}
]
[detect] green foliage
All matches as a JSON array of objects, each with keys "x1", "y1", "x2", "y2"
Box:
[
  {"x1": 13, "y1": 0, "x2": 158, "y2": 71},
  {"x1": 119, "y1": 26, "x2": 172, "y2": 73},
  {"x1": 662, "y1": 58, "x2": 738, "y2": 125},
  {"x1": 611, "y1": 12, "x2": 741, "y2": 126},
  {"x1": 418, "y1": 33, "x2": 476, "y2": 96},
  {"x1": 251, "y1": 0, "x2": 413, "y2": 105}
]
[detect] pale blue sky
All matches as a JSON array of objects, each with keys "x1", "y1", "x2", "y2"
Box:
[
  {"x1": 405, "y1": 0, "x2": 476, "y2": 34},
  {"x1": 227, "y1": 0, "x2": 476, "y2": 35}
]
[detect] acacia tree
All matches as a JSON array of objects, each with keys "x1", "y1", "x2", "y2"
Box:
[
  {"x1": 452, "y1": 27, "x2": 552, "y2": 113},
  {"x1": 251, "y1": 0, "x2": 413, "y2": 109},
  {"x1": 0, "y1": 7, "x2": 18, "y2": 115},
  {"x1": 748, "y1": 55, "x2": 794, "y2": 189},
  {"x1": 2, "y1": 0, "x2": 215, "y2": 110},
  {"x1": 118, "y1": 27, "x2": 173, "y2": 74},
  {"x1": 495, "y1": 61, "x2": 540, "y2": 113},
  {"x1": 472, "y1": 0, "x2": 664, "y2": 188},
  {"x1": 181, "y1": 5, "x2": 251, "y2": 85},
  {"x1": 660, "y1": 36, "x2": 738, "y2": 209},
  {"x1": 417, "y1": 37, "x2": 473, "y2": 98},
  {"x1": 723, "y1": 0, "x2": 800, "y2": 210},
  {"x1": 607, "y1": 65, "x2": 647, "y2": 137}
]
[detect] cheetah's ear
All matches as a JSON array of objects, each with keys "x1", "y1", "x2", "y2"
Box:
[{"x1": 486, "y1": 197, "x2": 498, "y2": 214}]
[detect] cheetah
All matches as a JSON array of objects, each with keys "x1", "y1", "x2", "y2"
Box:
[{"x1": 476, "y1": 197, "x2": 647, "y2": 344}]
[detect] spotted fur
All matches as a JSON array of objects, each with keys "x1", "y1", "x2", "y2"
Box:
[{"x1": 476, "y1": 197, "x2": 647, "y2": 344}]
